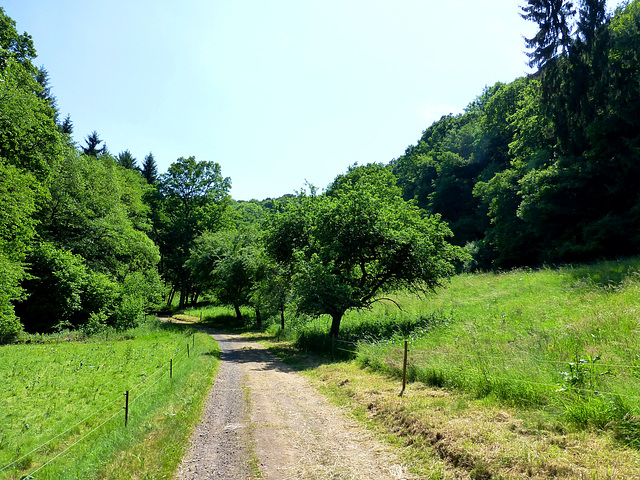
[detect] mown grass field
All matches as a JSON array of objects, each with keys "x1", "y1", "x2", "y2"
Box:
[
  {"x1": 243, "y1": 257, "x2": 640, "y2": 478},
  {"x1": 0, "y1": 320, "x2": 219, "y2": 480}
]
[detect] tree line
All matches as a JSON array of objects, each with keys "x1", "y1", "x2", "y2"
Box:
[
  {"x1": 2, "y1": 0, "x2": 639, "y2": 340},
  {"x1": 392, "y1": 0, "x2": 640, "y2": 268}
]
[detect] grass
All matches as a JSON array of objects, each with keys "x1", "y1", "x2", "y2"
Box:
[
  {"x1": 0, "y1": 319, "x2": 219, "y2": 480},
  {"x1": 245, "y1": 257, "x2": 640, "y2": 476}
]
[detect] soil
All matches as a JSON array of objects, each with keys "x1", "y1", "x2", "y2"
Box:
[{"x1": 173, "y1": 330, "x2": 414, "y2": 480}]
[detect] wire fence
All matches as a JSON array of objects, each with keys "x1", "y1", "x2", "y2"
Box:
[
  {"x1": 362, "y1": 339, "x2": 640, "y2": 403},
  {"x1": 0, "y1": 334, "x2": 199, "y2": 479}
]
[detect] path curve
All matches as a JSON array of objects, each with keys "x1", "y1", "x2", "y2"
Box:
[{"x1": 174, "y1": 330, "x2": 413, "y2": 480}]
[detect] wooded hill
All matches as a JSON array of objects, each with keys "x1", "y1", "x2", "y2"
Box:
[
  {"x1": 1, "y1": 0, "x2": 639, "y2": 340},
  {"x1": 392, "y1": 0, "x2": 640, "y2": 268}
]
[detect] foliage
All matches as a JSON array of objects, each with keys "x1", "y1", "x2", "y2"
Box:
[
  {"x1": 269, "y1": 164, "x2": 468, "y2": 337},
  {"x1": 152, "y1": 156, "x2": 232, "y2": 308},
  {"x1": 187, "y1": 228, "x2": 265, "y2": 320},
  {"x1": 391, "y1": 1, "x2": 640, "y2": 268}
]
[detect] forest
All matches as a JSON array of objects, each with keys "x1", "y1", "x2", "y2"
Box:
[{"x1": 1, "y1": 0, "x2": 639, "y2": 341}]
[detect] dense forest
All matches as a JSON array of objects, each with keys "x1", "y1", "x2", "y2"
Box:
[{"x1": 1, "y1": 0, "x2": 639, "y2": 341}]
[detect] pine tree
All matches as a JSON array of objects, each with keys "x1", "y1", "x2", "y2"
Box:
[
  {"x1": 59, "y1": 114, "x2": 73, "y2": 134},
  {"x1": 117, "y1": 150, "x2": 138, "y2": 170},
  {"x1": 82, "y1": 131, "x2": 107, "y2": 157},
  {"x1": 141, "y1": 152, "x2": 158, "y2": 184},
  {"x1": 521, "y1": 0, "x2": 576, "y2": 69}
]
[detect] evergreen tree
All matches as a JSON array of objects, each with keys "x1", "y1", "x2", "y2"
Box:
[
  {"x1": 141, "y1": 152, "x2": 158, "y2": 184},
  {"x1": 59, "y1": 114, "x2": 73, "y2": 134},
  {"x1": 521, "y1": 0, "x2": 576, "y2": 68},
  {"x1": 117, "y1": 149, "x2": 138, "y2": 170},
  {"x1": 82, "y1": 130, "x2": 107, "y2": 157},
  {"x1": 34, "y1": 66, "x2": 58, "y2": 122}
]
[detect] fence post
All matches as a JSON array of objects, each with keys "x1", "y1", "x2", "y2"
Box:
[
  {"x1": 399, "y1": 340, "x2": 408, "y2": 397},
  {"x1": 124, "y1": 390, "x2": 129, "y2": 427},
  {"x1": 187, "y1": 343, "x2": 190, "y2": 358}
]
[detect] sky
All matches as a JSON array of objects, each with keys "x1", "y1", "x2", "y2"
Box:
[{"x1": 2, "y1": 0, "x2": 625, "y2": 201}]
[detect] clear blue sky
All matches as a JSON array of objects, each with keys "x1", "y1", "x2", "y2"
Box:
[{"x1": 3, "y1": 1, "x2": 624, "y2": 201}]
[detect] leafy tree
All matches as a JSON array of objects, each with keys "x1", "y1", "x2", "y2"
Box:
[
  {"x1": 154, "y1": 156, "x2": 232, "y2": 307},
  {"x1": 0, "y1": 160, "x2": 38, "y2": 339},
  {"x1": 273, "y1": 164, "x2": 468, "y2": 338},
  {"x1": 117, "y1": 149, "x2": 138, "y2": 170},
  {"x1": 0, "y1": 7, "x2": 36, "y2": 70},
  {"x1": 188, "y1": 229, "x2": 265, "y2": 322},
  {"x1": 141, "y1": 152, "x2": 158, "y2": 184},
  {"x1": 82, "y1": 130, "x2": 107, "y2": 157},
  {"x1": 0, "y1": 60, "x2": 62, "y2": 178}
]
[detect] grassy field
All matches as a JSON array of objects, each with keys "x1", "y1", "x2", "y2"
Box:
[
  {"x1": 244, "y1": 257, "x2": 640, "y2": 478},
  {"x1": 0, "y1": 319, "x2": 219, "y2": 480}
]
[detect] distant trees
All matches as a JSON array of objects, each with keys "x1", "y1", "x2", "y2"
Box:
[
  {"x1": 392, "y1": 0, "x2": 640, "y2": 268},
  {"x1": 151, "y1": 156, "x2": 232, "y2": 308}
]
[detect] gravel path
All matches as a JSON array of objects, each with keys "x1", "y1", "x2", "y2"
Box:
[{"x1": 174, "y1": 330, "x2": 413, "y2": 480}]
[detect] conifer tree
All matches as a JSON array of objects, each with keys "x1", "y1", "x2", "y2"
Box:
[{"x1": 141, "y1": 152, "x2": 158, "y2": 184}]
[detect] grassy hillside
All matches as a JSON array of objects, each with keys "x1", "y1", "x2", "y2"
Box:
[
  {"x1": 259, "y1": 258, "x2": 640, "y2": 439},
  {"x1": 239, "y1": 258, "x2": 640, "y2": 477},
  {"x1": 0, "y1": 320, "x2": 219, "y2": 480}
]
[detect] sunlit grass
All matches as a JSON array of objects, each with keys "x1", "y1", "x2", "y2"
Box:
[
  {"x1": 275, "y1": 258, "x2": 640, "y2": 441},
  {"x1": 0, "y1": 319, "x2": 219, "y2": 480}
]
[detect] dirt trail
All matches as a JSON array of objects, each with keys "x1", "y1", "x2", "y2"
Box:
[{"x1": 174, "y1": 331, "x2": 413, "y2": 480}]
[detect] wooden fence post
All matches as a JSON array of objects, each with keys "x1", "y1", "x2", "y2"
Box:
[
  {"x1": 399, "y1": 340, "x2": 408, "y2": 397},
  {"x1": 124, "y1": 390, "x2": 129, "y2": 427}
]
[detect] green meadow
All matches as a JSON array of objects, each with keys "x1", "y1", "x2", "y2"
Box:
[
  {"x1": 263, "y1": 258, "x2": 640, "y2": 442},
  {"x1": 0, "y1": 320, "x2": 219, "y2": 480}
]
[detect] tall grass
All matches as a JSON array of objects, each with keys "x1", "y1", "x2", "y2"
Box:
[
  {"x1": 281, "y1": 258, "x2": 640, "y2": 442},
  {"x1": 0, "y1": 319, "x2": 219, "y2": 479}
]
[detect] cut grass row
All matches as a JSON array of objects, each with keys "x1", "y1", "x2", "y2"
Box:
[{"x1": 0, "y1": 319, "x2": 219, "y2": 480}]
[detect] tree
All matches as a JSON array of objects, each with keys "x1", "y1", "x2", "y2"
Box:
[
  {"x1": 82, "y1": 130, "x2": 107, "y2": 157},
  {"x1": 141, "y1": 152, "x2": 158, "y2": 184},
  {"x1": 0, "y1": 160, "x2": 38, "y2": 339},
  {"x1": 0, "y1": 7, "x2": 36, "y2": 70},
  {"x1": 272, "y1": 164, "x2": 468, "y2": 338},
  {"x1": 59, "y1": 114, "x2": 73, "y2": 134},
  {"x1": 154, "y1": 156, "x2": 232, "y2": 308},
  {"x1": 188, "y1": 229, "x2": 265, "y2": 322},
  {"x1": 117, "y1": 149, "x2": 138, "y2": 170},
  {"x1": 521, "y1": 0, "x2": 576, "y2": 68}
]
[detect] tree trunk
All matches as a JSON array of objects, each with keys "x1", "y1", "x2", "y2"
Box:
[
  {"x1": 166, "y1": 287, "x2": 176, "y2": 309},
  {"x1": 179, "y1": 278, "x2": 187, "y2": 309},
  {"x1": 280, "y1": 307, "x2": 285, "y2": 330},
  {"x1": 234, "y1": 304, "x2": 242, "y2": 321},
  {"x1": 255, "y1": 308, "x2": 262, "y2": 328},
  {"x1": 329, "y1": 312, "x2": 344, "y2": 338}
]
